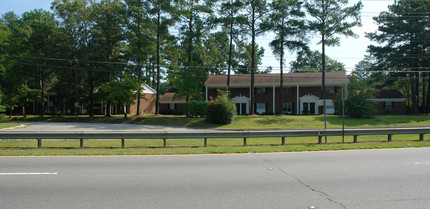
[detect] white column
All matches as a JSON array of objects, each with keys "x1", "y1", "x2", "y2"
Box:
[
  {"x1": 296, "y1": 84, "x2": 300, "y2": 115},
  {"x1": 273, "y1": 85, "x2": 275, "y2": 115}
]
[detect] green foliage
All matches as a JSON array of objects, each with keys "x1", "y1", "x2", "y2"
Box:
[
  {"x1": 366, "y1": 0, "x2": 430, "y2": 114},
  {"x1": 172, "y1": 65, "x2": 207, "y2": 101},
  {"x1": 184, "y1": 101, "x2": 207, "y2": 118},
  {"x1": 206, "y1": 91, "x2": 236, "y2": 124},
  {"x1": 336, "y1": 77, "x2": 376, "y2": 118},
  {"x1": 101, "y1": 75, "x2": 140, "y2": 118},
  {"x1": 345, "y1": 90, "x2": 376, "y2": 118},
  {"x1": 0, "y1": 90, "x2": 5, "y2": 113},
  {"x1": 290, "y1": 50, "x2": 345, "y2": 72}
]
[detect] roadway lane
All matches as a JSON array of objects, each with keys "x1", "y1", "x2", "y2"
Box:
[{"x1": 1, "y1": 149, "x2": 430, "y2": 209}]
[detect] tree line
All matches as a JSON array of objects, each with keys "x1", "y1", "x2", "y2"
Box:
[{"x1": 0, "y1": 0, "x2": 427, "y2": 117}]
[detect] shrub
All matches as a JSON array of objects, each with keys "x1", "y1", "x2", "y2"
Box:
[
  {"x1": 206, "y1": 91, "x2": 236, "y2": 124},
  {"x1": 184, "y1": 101, "x2": 207, "y2": 118},
  {"x1": 345, "y1": 90, "x2": 376, "y2": 118}
]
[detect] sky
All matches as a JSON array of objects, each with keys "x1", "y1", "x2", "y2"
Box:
[{"x1": 0, "y1": 0, "x2": 394, "y2": 74}]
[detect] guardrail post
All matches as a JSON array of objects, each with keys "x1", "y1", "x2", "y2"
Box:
[
  {"x1": 121, "y1": 139, "x2": 125, "y2": 148},
  {"x1": 243, "y1": 138, "x2": 247, "y2": 146},
  {"x1": 420, "y1": 134, "x2": 424, "y2": 141},
  {"x1": 80, "y1": 139, "x2": 84, "y2": 148},
  {"x1": 37, "y1": 138, "x2": 42, "y2": 148},
  {"x1": 318, "y1": 136, "x2": 322, "y2": 144},
  {"x1": 204, "y1": 138, "x2": 207, "y2": 147},
  {"x1": 388, "y1": 134, "x2": 392, "y2": 142},
  {"x1": 281, "y1": 137, "x2": 285, "y2": 145},
  {"x1": 353, "y1": 135, "x2": 358, "y2": 143},
  {"x1": 163, "y1": 139, "x2": 167, "y2": 148}
]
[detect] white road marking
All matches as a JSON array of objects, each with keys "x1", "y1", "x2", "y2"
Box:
[
  {"x1": 0, "y1": 172, "x2": 58, "y2": 175},
  {"x1": 414, "y1": 162, "x2": 430, "y2": 165}
]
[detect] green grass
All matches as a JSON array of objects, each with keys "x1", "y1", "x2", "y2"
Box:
[
  {"x1": 0, "y1": 122, "x2": 22, "y2": 129},
  {"x1": 3, "y1": 114, "x2": 430, "y2": 130}
]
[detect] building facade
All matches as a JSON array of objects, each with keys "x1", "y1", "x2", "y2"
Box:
[
  {"x1": 205, "y1": 72, "x2": 349, "y2": 115},
  {"x1": 369, "y1": 90, "x2": 406, "y2": 115}
]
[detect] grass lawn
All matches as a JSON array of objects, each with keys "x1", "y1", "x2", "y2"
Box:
[
  {"x1": 3, "y1": 114, "x2": 430, "y2": 129},
  {"x1": 0, "y1": 122, "x2": 22, "y2": 129}
]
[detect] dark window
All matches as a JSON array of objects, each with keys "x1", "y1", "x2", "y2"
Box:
[
  {"x1": 384, "y1": 102, "x2": 394, "y2": 109},
  {"x1": 169, "y1": 103, "x2": 176, "y2": 110},
  {"x1": 283, "y1": 87, "x2": 293, "y2": 94},
  {"x1": 325, "y1": 87, "x2": 335, "y2": 94},
  {"x1": 256, "y1": 88, "x2": 267, "y2": 94}
]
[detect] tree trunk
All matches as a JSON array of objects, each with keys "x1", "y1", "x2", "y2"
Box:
[
  {"x1": 155, "y1": 4, "x2": 161, "y2": 115},
  {"x1": 136, "y1": 18, "x2": 142, "y2": 116},
  {"x1": 427, "y1": 72, "x2": 430, "y2": 113},
  {"x1": 89, "y1": 72, "x2": 94, "y2": 117},
  {"x1": 227, "y1": 11, "x2": 234, "y2": 93},
  {"x1": 278, "y1": 5, "x2": 285, "y2": 115},
  {"x1": 421, "y1": 73, "x2": 426, "y2": 113},
  {"x1": 250, "y1": 1, "x2": 255, "y2": 115},
  {"x1": 40, "y1": 67, "x2": 45, "y2": 118}
]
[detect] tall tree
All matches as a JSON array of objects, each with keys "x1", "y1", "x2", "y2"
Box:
[
  {"x1": 244, "y1": 0, "x2": 267, "y2": 114},
  {"x1": 52, "y1": 0, "x2": 95, "y2": 117},
  {"x1": 305, "y1": 0, "x2": 362, "y2": 125},
  {"x1": 124, "y1": 0, "x2": 154, "y2": 115},
  {"x1": 174, "y1": 0, "x2": 214, "y2": 101},
  {"x1": 90, "y1": 0, "x2": 126, "y2": 117},
  {"x1": 289, "y1": 50, "x2": 345, "y2": 72},
  {"x1": 216, "y1": 0, "x2": 247, "y2": 91},
  {"x1": 367, "y1": 0, "x2": 430, "y2": 114},
  {"x1": 261, "y1": 0, "x2": 307, "y2": 114},
  {"x1": 145, "y1": 0, "x2": 176, "y2": 115},
  {"x1": 21, "y1": 9, "x2": 62, "y2": 117}
]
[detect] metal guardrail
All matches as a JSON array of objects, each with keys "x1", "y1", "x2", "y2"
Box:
[{"x1": 0, "y1": 127, "x2": 429, "y2": 148}]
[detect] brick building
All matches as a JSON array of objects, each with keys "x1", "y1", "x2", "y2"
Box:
[
  {"x1": 205, "y1": 72, "x2": 349, "y2": 115},
  {"x1": 369, "y1": 90, "x2": 406, "y2": 115}
]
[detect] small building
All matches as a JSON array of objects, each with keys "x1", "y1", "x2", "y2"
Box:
[
  {"x1": 369, "y1": 90, "x2": 406, "y2": 115},
  {"x1": 127, "y1": 84, "x2": 157, "y2": 115},
  {"x1": 205, "y1": 72, "x2": 349, "y2": 115},
  {"x1": 159, "y1": 92, "x2": 187, "y2": 115}
]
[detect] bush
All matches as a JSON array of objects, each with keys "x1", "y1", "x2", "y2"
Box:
[
  {"x1": 206, "y1": 91, "x2": 236, "y2": 124},
  {"x1": 184, "y1": 101, "x2": 207, "y2": 118},
  {"x1": 344, "y1": 90, "x2": 376, "y2": 118}
]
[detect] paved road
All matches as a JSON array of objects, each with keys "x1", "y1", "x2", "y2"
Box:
[
  {"x1": 1, "y1": 148, "x2": 430, "y2": 209},
  {"x1": 3, "y1": 122, "x2": 208, "y2": 132}
]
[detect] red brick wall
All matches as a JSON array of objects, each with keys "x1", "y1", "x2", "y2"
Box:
[
  {"x1": 159, "y1": 103, "x2": 185, "y2": 115},
  {"x1": 128, "y1": 94, "x2": 156, "y2": 114},
  {"x1": 374, "y1": 102, "x2": 406, "y2": 115}
]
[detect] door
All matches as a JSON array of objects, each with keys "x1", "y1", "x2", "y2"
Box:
[
  {"x1": 310, "y1": 103, "x2": 315, "y2": 114},
  {"x1": 241, "y1": 103, "x2": 246, "y2": 115},
  {"x1": 236, "y1": 103, "x2": 241, "y2": 115},
  {"x1": 303, "y1": 103, "x2": 309, "y2": 115}
]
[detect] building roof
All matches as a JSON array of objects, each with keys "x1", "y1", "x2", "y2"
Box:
[
  {"x1": 371, "y1": 90, "x2": 404, "y2": 99},
  {"x1": 160, "y1": 92, "x2": 187, "y2": 103},
  {"x1": 205, "y1": 72, "x2": 349, "y2": 86}
]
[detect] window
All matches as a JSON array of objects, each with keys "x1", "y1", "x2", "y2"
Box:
[
  {"x1": 169, "y1": 103, "x2": 176, "y2": 110},
  {"x1": 256, "y1": 88, "x2": 267, "y2": 94},
  {"x1": 255, "y1": 103, "x2": 266, "y2": 114},
  {"x1": 282, "y1": 103, "x2": 293, "y2": 114},
  {"x1": 283, "y1": 88, "x2": 293, "y2": 94},
  {"x1": 384, "y1": 102, "x2": 394, "y2": 109},
  {"x1": 325, "y1": 87, "x2": 335, "y2": 94}
]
